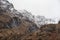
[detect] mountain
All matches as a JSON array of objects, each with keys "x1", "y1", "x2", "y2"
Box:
[
  {"x1": 0, "y1": 0, "x2": 59, "y2": 40},
  {"x1": 0, "y1": 0, "x2": 55, "y2": 28},
  {"x1": 21, "y1": 23, "x2": 60, "y2": 40}
]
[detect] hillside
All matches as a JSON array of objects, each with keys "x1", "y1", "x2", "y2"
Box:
[
  {"x1": 0, "y1": 0, "x2": 59, "y2": 40},
  {"x1": 23, "y1": 24, "x2": 60, "y2": 40}
]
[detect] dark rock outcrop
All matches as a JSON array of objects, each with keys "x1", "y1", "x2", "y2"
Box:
[{"x1": 0, "y1": 0, "x2": 39, "y2": 40}]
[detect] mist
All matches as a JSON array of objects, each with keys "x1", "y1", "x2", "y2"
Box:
[{"x1": 8, "y1": 0, "x2": 60, "y2": 22}]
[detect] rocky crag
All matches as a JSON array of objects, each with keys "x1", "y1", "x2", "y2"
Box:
[{"x1": 0, "y1": 0, "x2": 59, "y2": 40}]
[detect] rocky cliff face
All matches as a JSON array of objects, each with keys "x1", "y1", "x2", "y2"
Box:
[
  {"x1": 0, "y1": 0, "x2": 55, "y2": 28},
  {"x1": 0, "y1": 0, "x2": 39, "y2": 40},
  {"x1": 0, "y1": 0, "x2": 59, "y2": 40}
]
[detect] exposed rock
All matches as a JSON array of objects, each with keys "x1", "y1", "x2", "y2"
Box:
[
  {"x1": 0, "y1": 0, "x2": 39, "y2": 40},
  {"x1": 0, "y1": 0, "x2": 59, "y2": 40},
  {"x1": 0, "y1": 0, "x2": 55, "y2": 28}
]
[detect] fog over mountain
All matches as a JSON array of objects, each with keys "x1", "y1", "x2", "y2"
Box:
[
  {"x1": 0, "y1": 0, "x2": 60, "y2": 40},
  {"x1": 0, "y1": 0, "x2": 56, "y2": 28},
  {"x1": 8, "y1": 0, "x2": 60, "y2": 22}
]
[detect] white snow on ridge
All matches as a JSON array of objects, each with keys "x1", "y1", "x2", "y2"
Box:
[{"x1": 0, "y1": 0, "x2": 57, "y2": 28}]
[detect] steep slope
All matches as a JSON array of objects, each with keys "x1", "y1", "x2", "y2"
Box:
[
  {"x1": 0, "y1": 0, "x2": 59, "y2": 40},
  {"x1": 21, "y1": 24, "x2": 60, "y2": 40},
  {"x1": 0, "y1": 19, "x2": 39, "y2": 40},
  {"x1": 1, "y1": 0, "x2": 55, "y2": 28},
  {"x1": 0, "y1": 0, "x2": 39, "y2": 40}
]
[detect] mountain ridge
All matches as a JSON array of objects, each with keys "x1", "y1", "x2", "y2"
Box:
[{"x1": 0, "y1": 0, "x2": 59, "y2": 40}]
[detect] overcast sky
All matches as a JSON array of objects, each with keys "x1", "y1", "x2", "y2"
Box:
[{"x1": 8, "y1": 0, "x2": 60, "y2": 21}]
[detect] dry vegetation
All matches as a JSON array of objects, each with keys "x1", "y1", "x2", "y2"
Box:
[
  {"x1": 0, "y1": 0, "x2": 60, "y2": 40},
  {"x1": 0, "y1": 15, "x2": 60, "y2": 40}
]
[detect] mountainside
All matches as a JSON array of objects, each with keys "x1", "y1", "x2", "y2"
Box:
[
  {"x1": 1, "y1": 0, "x2": 55, "y2": 28},
  {"x1": 21, "y1": 24, "x2": 60, "y2": 40},
  {"x1": 0, "y1": 0, "x2": 59, "y2": 40}
]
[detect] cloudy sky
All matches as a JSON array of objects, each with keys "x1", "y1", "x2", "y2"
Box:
[{"x1": 8, "y1": 0, "x2": 60, "y2": 21}]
